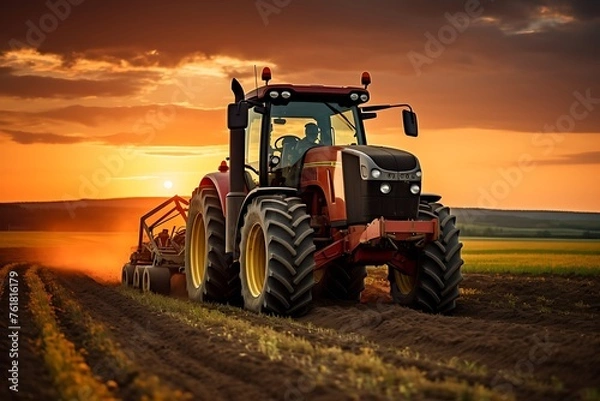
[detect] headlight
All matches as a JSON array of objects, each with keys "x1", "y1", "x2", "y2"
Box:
[
  {"x1": 410, "y1": 184, "x2": 420, "y2": 195},
  {"x1": 269, "y1": 91, "x2": 279, "y2": 99},
  {"x1": 380, "y1": 183, "x2": 391, "y2": 194},
  {"x1": 371, "y1": 169, "x2": 381, "y2": 179},
  {"x1": 281, "y1": 91, "x2": 291, "y2": 99},
  {"x1": 350, "y1": 93, "x2": 359, "y2": 101},
  {"x1": 416, "y1": 171, "x2": 422, "y2": 178},
  {"x1": 360, "y1": 93, "x2": 369, "y2": 102}
]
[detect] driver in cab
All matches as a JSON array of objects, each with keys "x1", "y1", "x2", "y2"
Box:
[{"x1": 294, "y1": 122, "x2": 320, "y2": 156}]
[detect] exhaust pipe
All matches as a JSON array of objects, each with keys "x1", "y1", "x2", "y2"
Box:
[{"x1": 226, "y1": 78, "x2": 248, "y2": 255}]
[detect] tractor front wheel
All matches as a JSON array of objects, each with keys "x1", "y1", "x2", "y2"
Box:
[
  {"x1": 389, "y1": 202, "x2": 464, "y2": 314},
  {"x1": 240, "y1": 196, "x2": 315, "y2": 316}
]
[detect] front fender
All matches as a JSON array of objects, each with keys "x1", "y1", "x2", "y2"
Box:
[{"x1": 420, "y1": 193, "x2": 442, "y2": 203}]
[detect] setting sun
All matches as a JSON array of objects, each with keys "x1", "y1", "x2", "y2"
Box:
[{"x1": 163, "y1": 180, "x2": 173, "y2": 189}]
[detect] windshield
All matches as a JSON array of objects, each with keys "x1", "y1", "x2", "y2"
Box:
[
  {"x1": 269, "y1": 101, "x2": 363, "y2": 150},
  {"x1": 255, "y1": 101, "x2": 364, "y2": 188}
]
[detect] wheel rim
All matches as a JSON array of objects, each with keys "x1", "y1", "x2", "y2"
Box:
[
  {"x1": 313, "y1": 268, "x2": 324, "y2": 284},
  {"x1": 189, "y1": 213, "x2": 206, "y2": 288},
  {"x1": 245, "y1": 222, "x2": 266, "y2": 298},
  {"x1": 394, "y1": 270, "x2": 416, "y2": 295}
]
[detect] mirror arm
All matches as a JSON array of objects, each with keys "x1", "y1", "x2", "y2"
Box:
[{"x1": 361, "y1": 103, "x2": 413, "y2": 112}]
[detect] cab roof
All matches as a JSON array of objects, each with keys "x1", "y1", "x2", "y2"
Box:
[{"x1": 245, "y1": 84, "x2": 370, "y2": 105}]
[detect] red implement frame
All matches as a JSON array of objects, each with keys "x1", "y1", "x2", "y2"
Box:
[
  {"x1": 313, "y1": 218, "x2": 438, "y2": 270},
  {"x1": 136, "y1": 195, "x2": 189, "y2": 253}
]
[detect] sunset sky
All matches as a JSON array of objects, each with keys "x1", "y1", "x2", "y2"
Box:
[{"x1": 0, "y1": 0, "x2": 599, "y2": 211}]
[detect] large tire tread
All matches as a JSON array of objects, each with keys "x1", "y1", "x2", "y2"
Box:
[
  {"x1": 186, "y1": 187, "x2": 241, "y2": 303},
  {"x1": 240, "y1": 196, "x2": 315, "y2": 316},
  {"x1": 390, "y1": 202, "x2": 464, "y2": 314}
]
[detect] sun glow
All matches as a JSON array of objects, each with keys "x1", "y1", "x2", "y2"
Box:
[{"x1": 163, "y1": 180, "x2": 173, "y2": 189}]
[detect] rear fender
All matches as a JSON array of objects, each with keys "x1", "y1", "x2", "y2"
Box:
[{"x1": 199, "y1": 172, "x2": 230, "y2": 213}]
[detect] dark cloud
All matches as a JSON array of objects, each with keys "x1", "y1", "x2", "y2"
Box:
[
  {"x1": 0, "y1": 105, "x2": 228, "y2": 146},
  {"x1": 0, "y1": 66, "x2": 160, "y2": 99},
  {"x1": 1, "y1": 0, "x2": 598, "y2": 70},
  {"x1": 0, "y1": 1, "x2": 598, "y2": 133},
  {"x1": 568, "y1": 2, "x2": 600, "y2": 20},
  {"x1": 537, "y1": 151, "x2": 600, "y2": 165},
  {"x1": 0, "y1": 128, "x2": 86, "y2": 144}
]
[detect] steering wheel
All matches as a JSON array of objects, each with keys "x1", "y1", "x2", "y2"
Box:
[
  {"x1": 273, "y1": 135, "x2": 301, "y2": 151},
  {"x1": 245, "y1": 163, "x2": 259, "y2": 175}
]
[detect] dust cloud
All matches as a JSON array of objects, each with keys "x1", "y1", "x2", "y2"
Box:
[{"x1": 0, "y1": 232, "x2": 138, "y2": 284}]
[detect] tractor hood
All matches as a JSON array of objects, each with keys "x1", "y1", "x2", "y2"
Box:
[
  {"x1": 342, "y1": 145, "x2": 419, "y2": 173},
  {"x1": 340, "y1": 145, "x2": 421, "y2": 225}
]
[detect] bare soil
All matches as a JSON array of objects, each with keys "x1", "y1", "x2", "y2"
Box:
[{"x1": 0, "y1": 249, "x2": 599, "y2": 401}]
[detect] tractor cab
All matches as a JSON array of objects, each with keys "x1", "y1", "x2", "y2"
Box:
[
  {"x1": 238, "y1": 68, "x2": 419, "y2": 191},
  {"x1": 243, "y1": 74, "x2": 371, "y2": 189}
]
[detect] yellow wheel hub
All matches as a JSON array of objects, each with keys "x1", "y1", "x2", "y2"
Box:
[
  {"x1": 313, "y1": 268, "x2": 324, "y2": 284},
  {"x1": 190, "y1": 214, "x2": 206, "y2": 288},
  {"x1": 394, "y1": 270, "x2": 416, "y2": 295},
  {"x1": 245, "y1": 223, "x2": 266, "y2": 297}
]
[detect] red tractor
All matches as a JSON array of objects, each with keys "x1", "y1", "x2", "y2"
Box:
[{"x1": 124, "y1": 69, "x2": 464, "y2": 317}]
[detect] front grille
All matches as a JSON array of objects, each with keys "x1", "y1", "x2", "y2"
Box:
[{"x1": 342, "y1": 152, "x2": 419, "y2": 225}]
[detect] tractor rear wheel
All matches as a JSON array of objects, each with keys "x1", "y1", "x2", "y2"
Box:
[
  {"x1": 185, "y1": 187, "x2": 241, "y2": 303},
  {"x1": 121, "y1": 263, "x2": 135, "y2": 287},
  {"x1": 133, "y1": 265, "x2": 146, "y2": 290},
  {"x1": 240, "y1": 196, "x2": 315, "y2": 316},
  {"x1": 389, "y1": 202, "x2": 463, "y2": 314},
  {"x1": 313, "y1": 263, "x2": 367, "y2": 301},
  {"x1": 142, "y1": 267, "x2": 171, "y2": 295}
]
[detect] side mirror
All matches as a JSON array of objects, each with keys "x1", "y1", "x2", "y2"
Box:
[
  {"x1": 402, "y1": 109, "x2": 418, "y2": 137},
  {"x1": 227, "y1": 102, "x2": 249, "y2": 130}
]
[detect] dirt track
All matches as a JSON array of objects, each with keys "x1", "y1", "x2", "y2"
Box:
[{"x1": 1, "y1": 257, "x2": 599, "y2": 400}]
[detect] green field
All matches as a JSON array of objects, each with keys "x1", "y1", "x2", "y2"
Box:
[
  {"x1": 1, "y1": 232, "x2": 599, "y2": 276},
  {"x1": 462, "y1": 237, "x2": 600, "y2": 275}
]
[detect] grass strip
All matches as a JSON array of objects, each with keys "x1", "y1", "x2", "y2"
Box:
[
  {"x1": 0, "y1": 263, "x2": 18, "y2": 298},
  {"x1": 25, "y1": 265, "x2": 117, "y2": 401},
  {"x1": 121, "y1": 287, "x2": 509, "y2": 401},
  {"x1": 41, "y1": 270, "x2": 191, "y2": 401}
]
